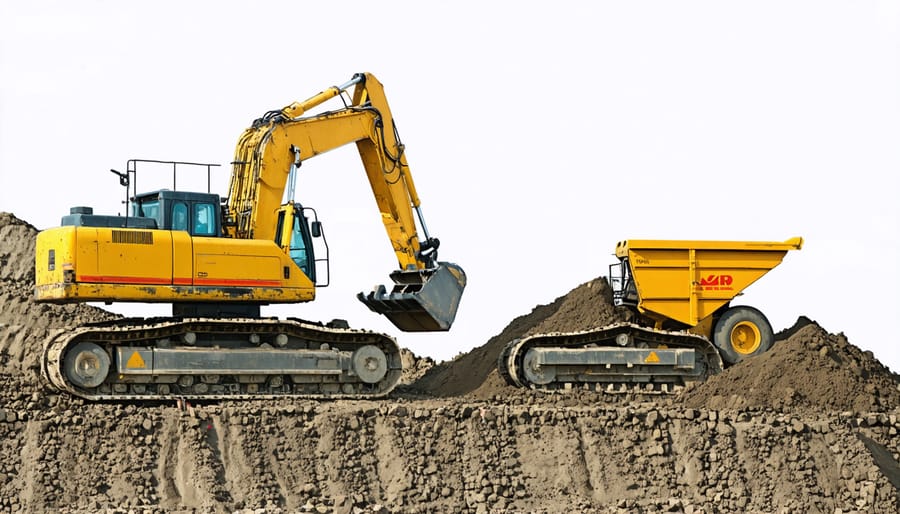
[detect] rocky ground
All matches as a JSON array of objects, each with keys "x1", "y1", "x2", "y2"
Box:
[{"x1": 1, "y1": 212, "x2": 898, "y2": 513}]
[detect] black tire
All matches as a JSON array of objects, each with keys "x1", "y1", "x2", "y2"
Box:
[{"x1": 713, "y1": 306, "x2": 774, "y2": 366}]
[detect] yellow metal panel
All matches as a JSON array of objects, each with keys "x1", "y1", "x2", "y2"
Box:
[
  {"x1": 35, "y1": 227, "x2": 76, "y2": 300},
  {"x1": 194, "y1": 238, "x2": 282, "y2": 285},
  {"x1": 87, "y1": 228, "x2": 173, "y2": 285},
  {"x1": 45, "y1": 282, "x2": 314, "y2": 304},
  {"x1": 171, "y1": 230, "x2": 193, "y2": 285},
  {"x1": 617, "y1": 237, "x2": 802, "y2": 257},
  {"x1": 35, "y1": 226, "x2": 316, "y2": 305},
  {"x1": 76, "y1": 229, "x2": 99, "y2": 279}
]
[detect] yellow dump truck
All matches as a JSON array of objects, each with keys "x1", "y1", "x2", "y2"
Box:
[{"x1": 500, "y1": 238, "x2": 803, "y2": 391}]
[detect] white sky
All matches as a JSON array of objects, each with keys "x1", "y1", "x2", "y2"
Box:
[{"x1": 2, "y1": 1, "x2": 898, "y2": 372}]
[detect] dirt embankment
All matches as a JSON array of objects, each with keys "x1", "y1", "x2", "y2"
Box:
[
  {"x1": 1, "y1": 212, "x2": 898, "y2": 514},
  {"x1": 412, "y1": 277, "x2": 625, "y2": 399},
  {"x1": 0, "y1": 213, "x2": 117, "y2": 377},
  {"x1": 681, "y1": 317, "x2": 900, "y2": 413}
]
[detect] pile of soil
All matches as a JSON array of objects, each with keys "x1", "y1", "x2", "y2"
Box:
[
  {"x1": 0, "y1": 213, "x2": 117, "y2": 377},
  {"x1": 1, "y1": 212, "x2": 898, "y2": 514},
  {"x1": 680, "y1": 317, "x2": 900, "y2": 412},
  {"x1": 412, "y1": 277, "x2": 625, "y2": 398}
]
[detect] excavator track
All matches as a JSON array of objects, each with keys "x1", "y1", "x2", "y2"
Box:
[
  {"x1": 499, "y1": 322, "x2": 723, "y2": 393},
  {"x1": 42, "y1": 317, "x2": 402, "y2": 401}
]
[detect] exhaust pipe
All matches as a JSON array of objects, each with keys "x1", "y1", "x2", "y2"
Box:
[{"x1": 358, "y1": 262, "x2": 466, "y2": 332}]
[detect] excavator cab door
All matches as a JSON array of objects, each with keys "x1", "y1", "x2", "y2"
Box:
[{"x1": 275, "y1": 204, "x2": 329, "y2": 284}]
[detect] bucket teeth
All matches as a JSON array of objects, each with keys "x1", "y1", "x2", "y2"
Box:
[{"x1": 359, "y1": 262, "x2": 466, "y2": 332}]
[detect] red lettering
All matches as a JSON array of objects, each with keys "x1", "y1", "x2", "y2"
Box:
[{"x1": 699, "y1": 274, "x2": 733, "y2": 287}]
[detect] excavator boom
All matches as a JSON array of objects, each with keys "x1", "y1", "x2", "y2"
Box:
[{"x1": 226, "y1": 72, "x2": 465, "y2": 331}]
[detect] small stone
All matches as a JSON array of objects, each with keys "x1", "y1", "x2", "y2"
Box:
[{"x1": 716, "y1": 422, "x2": 734, "y2": 436}]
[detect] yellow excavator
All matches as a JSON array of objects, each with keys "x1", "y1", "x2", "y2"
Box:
[
  {"x1": 500, "y1": 238, "x2": 802, "y2": 392},
  {"x1": 34, "y1": 72, "x2": 466, "y2": 400}
]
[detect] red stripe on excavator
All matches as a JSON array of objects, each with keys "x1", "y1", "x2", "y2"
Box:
[
  {"x1": 194, "y1": 278, "x2": 282, "y2": 287},
  {"x1": 79, "y1": 275, "x2": 171, "y2": 285},
  {"x1": 79, "y1": 276, "x2": 282, "y2": 287}
]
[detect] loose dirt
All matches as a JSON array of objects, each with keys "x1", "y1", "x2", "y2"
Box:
[{"x1": 1, "y1": 212, "x2": 898, "y2": 513}]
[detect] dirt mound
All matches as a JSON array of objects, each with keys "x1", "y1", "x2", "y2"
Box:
[
  {"x1": 0, "y1": 213, "x2": 117, "y2": 378},
  {"x1": 680, "y1": 320, "x2": 900, "y2": 412},
  {"x1": 0, "y1": 212, "x2": 38, "y2": 282},
  {"x1": 398, "y1": 348, "x2": 435, "y2": 385},
  {"x1": 411, "y1": 277, "x2": 624, "y2": 397}
]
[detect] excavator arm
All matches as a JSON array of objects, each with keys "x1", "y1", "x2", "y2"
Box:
[{"x1": 225, "y1": 73, "x2": 465, "y2": 331}]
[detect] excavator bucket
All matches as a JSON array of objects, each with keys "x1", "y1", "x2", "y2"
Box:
[{"x1": 358, "y1": 262, "x2": 466, "y2": 332}]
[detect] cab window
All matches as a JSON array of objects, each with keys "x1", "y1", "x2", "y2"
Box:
[
  {"x1": 291, "y1": 214, "x2": 314, "y2": 280},
  {"x1": 172, "y1": 202, "x2": 189, "y2": 231},
  {"x1": 193, "y1": 203, "x2": 216, "y2": 236},
  {"x1": 138, "y1": 199, "x2": 160, "y2": 224}
]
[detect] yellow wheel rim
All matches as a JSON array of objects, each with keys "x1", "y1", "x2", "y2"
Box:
[{"x1": 731, "y1": 321, "x2": 761, "y2": 355}]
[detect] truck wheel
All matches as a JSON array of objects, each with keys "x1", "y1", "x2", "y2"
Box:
[{"x1": 713, "y1": 306, "x2": 774, "y2": 366}]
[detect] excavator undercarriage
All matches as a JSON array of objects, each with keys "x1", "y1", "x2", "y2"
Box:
[{"x1": 43, "y1": 317, "x2": 402, "y2": 401}]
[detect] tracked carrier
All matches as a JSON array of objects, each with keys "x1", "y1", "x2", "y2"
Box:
[{"x1": 500, "y1": 238, "x2": 802, "y2": 392}]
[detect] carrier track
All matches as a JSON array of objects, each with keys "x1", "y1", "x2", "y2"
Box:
[{"x1": 499, "y1": 322, "x2": 723, "y2": 393}]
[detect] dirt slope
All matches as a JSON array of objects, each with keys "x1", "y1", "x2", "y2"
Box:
[
  {"x1": 413, "y1": 277, "x2": 625, "y2": 398},
  {"x1": 681, "y1": 319, "x2": 900, "y2": 413},
  {"x1": 1, "y1": 212, "x2": 898, "y2": 514},
  {"x1": 0, "y1": 213, "x2": 118, "y2": 377}
]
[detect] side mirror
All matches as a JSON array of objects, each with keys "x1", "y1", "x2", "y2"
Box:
[{"x1": 311, "y1": 221, "x2": 322, "y2": 238}]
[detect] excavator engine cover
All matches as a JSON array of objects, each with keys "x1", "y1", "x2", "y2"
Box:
[{"x1": 359, "y1": 262, "x2": 466, "y2": 332}]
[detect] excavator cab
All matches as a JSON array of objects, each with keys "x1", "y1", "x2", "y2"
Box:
[{"x1": 131, "y1": 190, "x2": 222, "y2": 237}]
